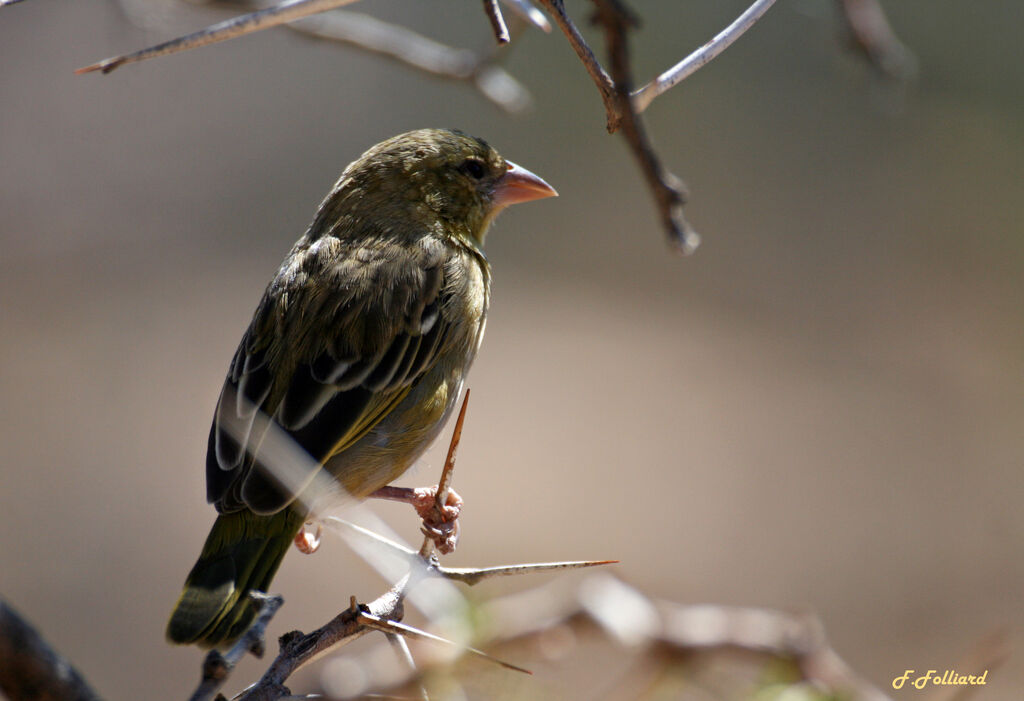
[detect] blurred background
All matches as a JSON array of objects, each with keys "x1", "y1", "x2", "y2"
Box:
[{"x1": 1, "y1": 0, "x2": 1021, "y2": 698}]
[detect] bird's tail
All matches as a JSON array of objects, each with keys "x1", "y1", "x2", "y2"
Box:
[{"x1": 166, "y1": 509, "x2": 303, "y2": 647}]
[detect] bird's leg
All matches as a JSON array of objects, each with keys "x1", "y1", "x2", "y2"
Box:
[
  {"x1": 294, "y1": 521, "x2": 323, "y2": 554},
  {"x1": 370, "y1": 485, "x2": 463, "y2": 554}
]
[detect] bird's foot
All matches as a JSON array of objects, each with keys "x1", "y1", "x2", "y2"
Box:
[
  {"x1": 294, "y1": 521, "x2": 323, "y2": 554},
  {"x1": 370, "y1": 485, "x2": 463, "y2": 554}
]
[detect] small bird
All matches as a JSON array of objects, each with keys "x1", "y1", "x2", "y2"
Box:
[{"x1": 166, "y1": 129, "x2": 556, "y2": 647}]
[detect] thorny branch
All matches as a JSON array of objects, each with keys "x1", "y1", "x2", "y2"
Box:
[
  {"x1": 194, "y1": 391, "x2": 614, "y2": 700},
  {"x1": 236, "y1": 581, "x2": 406, "y2": 701},
  {"x1": 188, "y1": 593, "x2": 283, "y2": 701}
]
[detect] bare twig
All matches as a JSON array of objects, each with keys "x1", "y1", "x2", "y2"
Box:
[
  {"x1": 189, "y1": 593, "x2": 284, "y2": 701},
  {"x1": 0, "y1": 599, "x2": 104, "y2": 701},
  {"x1": 632, "y1": 0, "x2": 779, "y2": 113},
  {"x1": 482, "y1": 0, "x2": 510, "y2": 44},
  {"x1": 534, "y1": 0, "x2": 618, "y2": 128},
  {"x1": 531, "y1": 0, "x2": 700, "y2": 251},
  {"x1": 287, "y1": 12, "x2": 531, "y2": 113},
  {"x1": 76, "y1": 0, "x2": 362, "y2": 74},
  {"x1": 592, "y1": 0, "x2": 699, "y2": 254},
  {"x1": 836, "y1": 0, "x2": 916, "y2": 79}
]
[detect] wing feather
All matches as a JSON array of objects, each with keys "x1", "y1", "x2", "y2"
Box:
[{"x1": 205, "y1": 247, "x2": 451, "y2": 516}]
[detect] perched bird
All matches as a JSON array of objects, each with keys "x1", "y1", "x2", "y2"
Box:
[{"x1": 166, "y1": 129, "x2": 556, "y2": 647}]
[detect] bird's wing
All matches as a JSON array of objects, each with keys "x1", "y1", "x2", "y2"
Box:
[{"x1": 205, "y1": 245, "x2": 451, "y2": 515}]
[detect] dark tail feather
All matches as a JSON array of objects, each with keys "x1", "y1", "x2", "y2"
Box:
[{"x1": 166, "y1": 509, "x2": 303, "y2": 647}]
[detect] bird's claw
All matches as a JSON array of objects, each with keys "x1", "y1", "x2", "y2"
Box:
[
  {"x1": 368, "y1": 484, "x2": 463, "y2": 554},
  {"x1": 294, "y1": 521, "x2": 323, "y2": 554},
  {"x1": 410, "y1": 486, "x2": 462, "y2": 522},
  {"x1": 421, "y1": 517, "x2": 460, "y2": 555},
  {"x1": 412, "y1": 486, "x2": 462, "y2": 554}
]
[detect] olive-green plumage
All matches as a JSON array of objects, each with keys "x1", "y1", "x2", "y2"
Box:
[{"x1": 166, "y1": 129, "x2": 555, "y2": 647}]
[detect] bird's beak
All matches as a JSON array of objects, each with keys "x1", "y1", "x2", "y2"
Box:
[{"x1": 492, "y1": 161, "x2": 558, "y2": 209}]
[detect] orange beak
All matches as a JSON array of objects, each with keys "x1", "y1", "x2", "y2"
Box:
[{"x1": 492, "y1": 161, "x2": 558, "y2": 209}]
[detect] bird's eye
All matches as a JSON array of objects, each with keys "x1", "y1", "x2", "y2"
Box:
[{"x1": 461, "y1": 159, "x2": 487, "y2": 180}]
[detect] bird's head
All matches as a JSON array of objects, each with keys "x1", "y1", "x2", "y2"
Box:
[{"x1": 312, "y1": 129, "x2": 556, "y2": 248}]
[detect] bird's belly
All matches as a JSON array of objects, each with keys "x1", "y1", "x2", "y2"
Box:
[{"x1": 321, "y1": 361, "x2": 465, "y2": 500}]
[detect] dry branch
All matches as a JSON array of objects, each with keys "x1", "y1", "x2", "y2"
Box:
[
  {"x1": 188, "y1": 593, "x2": 284, "y2": 701},
  {"x1": 534, "y1": 0, "x2": 617, "y2": 126},
  {"x1": 632, "y1": 0, "x2": 779, "y2": 113},
  {"x1": 286, "y1": 11, "x2": 531, "y2": 113},
  {"x1": 591, "y1": 0, "x2": 699, "y2": 254},
  {"x1": 237, "y1": 581, "x2": 405, "y2": 701},
  {"x1": 482, "y1": 0, "x2": 510, "y2": 44},
  {"x1": 76, "y1": 0, "x2": 363, "y2": 74},
  {"x1": 0, "y1": 599, "x2": 104, "y2": 701},
  {"x1": 79, "y1": 0, "x2": 805, "y2": 251},
  {"x1": 837, "y1": 0, "x2": 916, "y2": 79}
]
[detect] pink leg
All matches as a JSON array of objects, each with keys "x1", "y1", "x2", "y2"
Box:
[{"x1": 293, "y1": 521, "x2": 323, "y2": 554}]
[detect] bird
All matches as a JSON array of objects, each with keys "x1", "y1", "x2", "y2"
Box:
[{"x1": 165, "y1": 128, "x2": 557, "y2": 647}]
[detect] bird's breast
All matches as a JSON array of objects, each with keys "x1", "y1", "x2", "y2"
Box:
[{"x1": 323, "y1": 250, "x2": 489, "y2": 499}]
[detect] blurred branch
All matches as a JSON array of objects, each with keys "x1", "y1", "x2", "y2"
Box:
[
  {"x1": 632, "y1": 0, "x2": 779, "y2": 113},
  {"x1": 384, "y1": 632, "x2": 428, "y2": 701},
  {"x1": 836, "y1": 0, "x2": 916, "y2": 79},
  {"x1": 0, "y1": 599, "x2": 104, "y2": 701},
  {"x1": 76, "y1": 0, "x2": 364, "y2": 74},
  {"x1": 286, "y1": 11, "x2": 532, "y2": 113},
  {"x1": 925, "y1": 629, "x2": 1010, "y2": 701},
  {"x1": 484, "y1": 575, "x2": 894, "y2": 701}
]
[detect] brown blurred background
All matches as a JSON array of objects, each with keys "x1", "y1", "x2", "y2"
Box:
[{"x1": 1, "y1": 1, "x2": 1021, "y2": 698}]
